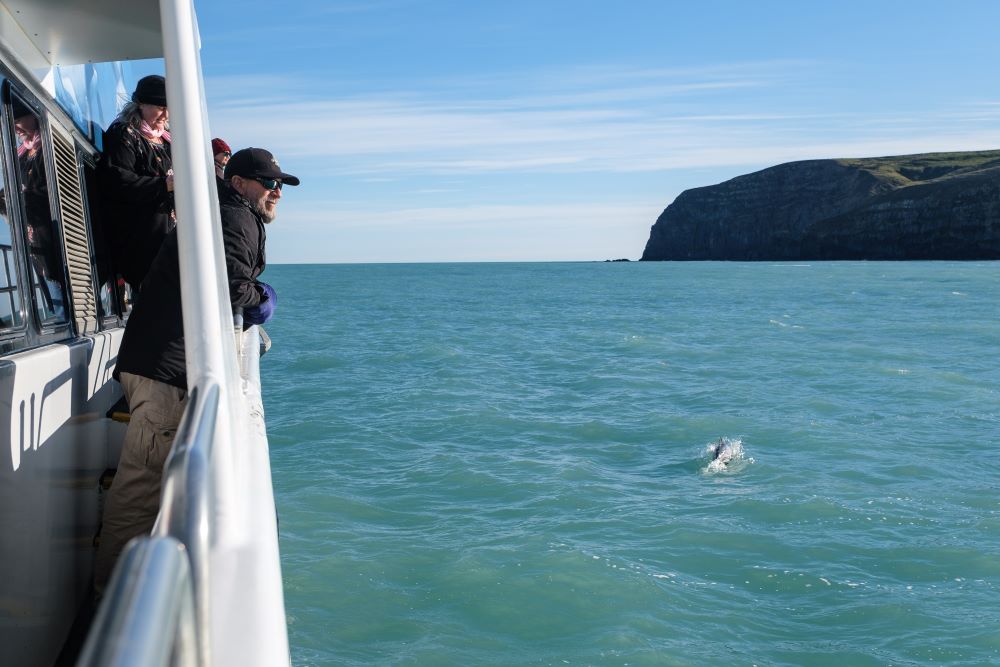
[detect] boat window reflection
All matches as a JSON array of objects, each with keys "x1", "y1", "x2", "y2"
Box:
[
  {"x1": 11, "y1": 97, "x2": 68, "y2": 325},
  {"x1": 53, "y1": 61, "x2": 139, "y2": 145},
  {"x1": 0, "y1": 145, "x2": 24, "y2": 329}
]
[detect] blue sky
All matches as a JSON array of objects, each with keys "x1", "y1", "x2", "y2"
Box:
[{"x1": 189, "y1": 1, "x2": 1000, "y2": 263}]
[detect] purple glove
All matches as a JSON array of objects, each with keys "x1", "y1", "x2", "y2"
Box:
[{"x1": 244, "y1": 282, "x2": 276, "y2": 325}]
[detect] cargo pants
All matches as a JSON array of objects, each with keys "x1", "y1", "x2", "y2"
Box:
[{"x1": 93, "y1": 372, "x2": 187, "y2": 594}]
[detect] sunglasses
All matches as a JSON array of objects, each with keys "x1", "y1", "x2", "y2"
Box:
[{"x1": 254, "y1": 177, "x2": 283, "y2": 191}]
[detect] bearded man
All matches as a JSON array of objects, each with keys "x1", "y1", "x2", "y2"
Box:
[
  {"x1": 219, "y1": 148, "x2": 298, "y2": 314},
  {"x1": 95, "y1": 147, "x2": 299, "y2": 593}
]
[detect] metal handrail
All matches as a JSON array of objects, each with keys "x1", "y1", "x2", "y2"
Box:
[
  {"x1": 154, "y1": 381, "x2": 220, "y2": 665},
  {"x1": 78, "y1": 309, "x2": 276, "y2": 667},
  {"x1": 79, "y1": 382, "x2": 220, "y2": 667},
  {"x1": 76, "y1": 537, "x2": 197, "y2": 667}
]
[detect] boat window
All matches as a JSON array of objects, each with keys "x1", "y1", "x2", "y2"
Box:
[
  {"x1": 53, "y1": 61, "x2": 145, "y2": 146},
  {"x1": 80, "y1": 156, "x2": 122, "y2": 323},
  {"x1": 9, "y1": 95, "x2": 69, "y2": 326},
  {"x1": 0, "y1": 142, "x2": 25, "y2": 330}
]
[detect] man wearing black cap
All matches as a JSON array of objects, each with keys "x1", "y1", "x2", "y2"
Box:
[
  {"x1": 220, "y1": 148, "x2": 300, "y2": 318},
  {"x1": 95, "y1": 147, "x2": 299, "y2": 593}
]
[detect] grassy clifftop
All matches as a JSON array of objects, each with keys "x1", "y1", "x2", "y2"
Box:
[{"x1": 838, "y1": 150, "x2": 1000, "y2": 186}]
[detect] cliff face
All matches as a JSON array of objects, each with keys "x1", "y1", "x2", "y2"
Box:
[{"x1": 640, "y1": 150, "x2": 1000, "y2": 260}]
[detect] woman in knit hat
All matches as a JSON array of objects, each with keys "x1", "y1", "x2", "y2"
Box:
[{"x1": 99, "y1": 74, "x2": 175, "y2": 290}]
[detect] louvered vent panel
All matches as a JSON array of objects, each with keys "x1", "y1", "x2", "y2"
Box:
[{"x1": 50, "y1": 129, "x2": 98, "y2": 334}]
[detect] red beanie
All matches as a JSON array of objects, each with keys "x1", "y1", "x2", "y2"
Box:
[{"x1": 211, "y1": 137, "x2": 231, "y2": 155}]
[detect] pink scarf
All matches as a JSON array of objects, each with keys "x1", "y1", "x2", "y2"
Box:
[
  {"x1": 140, "y1": 121, "x2": 171, "y2": 143},
  {"x1": 17, "y1": 132, "x2": 40, "y2": 157}
]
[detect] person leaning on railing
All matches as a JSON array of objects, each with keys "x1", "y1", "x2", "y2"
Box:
[
  {"x1": 211, "y1": 137, "x2": 231, "y2": 194},
  {"x1": 98, "y1": 75, "x2": 175, "y2": 291},
  {"x1": 93, "y1": 147, "x2": 299, "y2": 595}
]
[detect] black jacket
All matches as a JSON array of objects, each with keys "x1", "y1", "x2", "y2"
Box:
[
  {"x1": 114, "y1": 185, "x2": 268, "y2": 389},
  {"x1": 219, "y1": 184, "x2": 268, "y2": 310},
  {"x1": 99, "y1": 120, "x2": 174, "y2": 288}
]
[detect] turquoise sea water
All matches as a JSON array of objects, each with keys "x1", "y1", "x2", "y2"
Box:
[{"x1": 261, "y1": 262, "x2": 999, "y2": 667}]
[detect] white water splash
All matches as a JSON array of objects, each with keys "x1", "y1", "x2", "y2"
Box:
[{"x1": 703, "y1": 437, "x2": 753, "y2": 473}]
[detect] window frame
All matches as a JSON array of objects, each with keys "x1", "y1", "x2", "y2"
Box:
[
  {"x1": 76, "y1": 146, "x2": 125, "y2": 329},
  {"x1": 0, "y1": 80, "x2": 83, "y2": 353},
  {"x1": 0, "y1": 79, "x2": 32, "y2": 351},
  {"x1": 5, "y1": 85, "x2": 72, "y2": 343}
]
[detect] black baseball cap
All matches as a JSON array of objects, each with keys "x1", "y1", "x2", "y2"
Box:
[
  {"x1": 225, "y1": 147, "x2": 300, "y2": 186},
  {"x1": 132, "y1": 75, "x2": 167, "y2": 107}
]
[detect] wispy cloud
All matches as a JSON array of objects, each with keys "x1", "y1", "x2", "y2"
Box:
[
  {"x1": 268, "y1": 202, "x2": 659, "y2": 263},
  {"x1": 207, "y1": 61, "x2": 1000, "y2": 262},
  {"x1": 289, "y1": 202, "x2": 653, "y2": 230},
  {"x1": 205, "y1": 63, "x2": 787, "y2": 171},
  {"x1": 208, "y1": 62, "x2": 1000, "y2": 180},
  {"x1": 313, "y1": 0, "x2": 415, "y2": 15}
]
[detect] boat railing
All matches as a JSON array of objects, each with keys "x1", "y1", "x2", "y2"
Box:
[
  {"x1": 77, "y1": 312, "x2": 287, "y2": 666},
  {"x1": 153, "y1": 381, "x2": 220, "y2": 663},
  {"x1": 78, "y1": 380, "x2": 221, "y2": 666},
  {"x1": 75, "y1": 537, "x2": 198, "y2": 667}
]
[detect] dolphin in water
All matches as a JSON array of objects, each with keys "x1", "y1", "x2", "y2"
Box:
[
  {"x1": 709, "y1": 438, "x2": 738, "y2": 467},
  {"x1": 704, "y1": 437, "x2": 750, "y2": 473}
]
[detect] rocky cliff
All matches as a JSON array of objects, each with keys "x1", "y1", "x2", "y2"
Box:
[{"x1": 640, "y1": 150, "x2": 1000, "y2": 260}]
